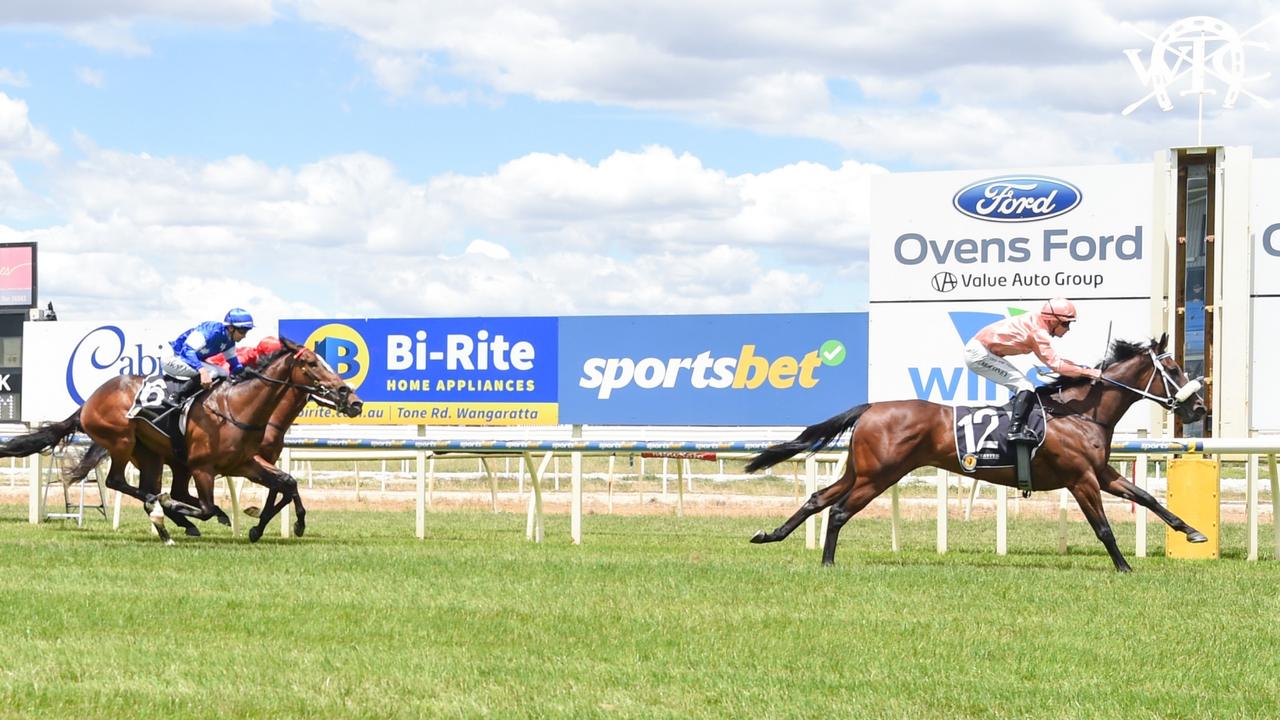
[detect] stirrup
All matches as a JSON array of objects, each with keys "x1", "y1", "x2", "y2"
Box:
[{"x1": 1007, "y1": 427, "x2": 1035, "y2": 444}]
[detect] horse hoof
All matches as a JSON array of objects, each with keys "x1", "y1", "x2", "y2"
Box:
[
  {"x1": 749, "y1": 530, "x2": 769, "y2": 544},
  {"x1": 294, "y1": 522, "x2": 306, "y2": 538},
  {"x1": 217, "y1": 514, "x2": 231, "y2": 527},
  {"x1": 248, "y1": 526, "x2": 262, "y2": 543},
  {"x1": 185, "y1": 526, "x2": 201, "y2": 538},
  {"x1": 164, "y1": 538, "x2": 176, "y2": 547},
  {"x1": 1187, "y1": 531, "x2": 1208, "y2": 543},
  {"x1": 243, "y1": 506, "x2": 261, "y2": 519}
]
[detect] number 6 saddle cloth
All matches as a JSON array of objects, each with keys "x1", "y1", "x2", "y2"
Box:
[
  {"x1": 124, "y1": 374, "x2": 202, "y2": 463},
  {"x1": 952, "y1": 395, "x2": 1048, "y2": 473}
]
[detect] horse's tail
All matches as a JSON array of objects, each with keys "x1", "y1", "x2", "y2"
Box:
[
  {"x1": 66, "y1": 442, "x2": 110, "y2": 482},
  {"x1": 0, "y1": 410, "x2": 82, "y2": 458},
  {"x1": 745, "y1": 403, "x2": 871, "y2": 474}
]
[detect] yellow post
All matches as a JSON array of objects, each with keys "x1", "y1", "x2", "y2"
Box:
[{"x1": 1166, "y1": 454, "x2": 1220, "y2": 559}]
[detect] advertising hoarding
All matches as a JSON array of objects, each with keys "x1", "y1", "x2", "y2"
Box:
[
  {"x1": 869, "y1": 163, "x2": 1157, "y2": 433},
  {"x1": 279, "y1": 317, "x2": 559, "y2": 425},
  {"x1": 1250, "y1": 159, "x2": 1280, "y2": 431},
  {"x1": 557, "y1": 313, "x2": 866, "y2": 425},
  {"x1": 22, "y1": 321, "x2": 174, "y2": 421},
  {"x1": 0, "y1": 243, "x2": 35, "y2": 309}
]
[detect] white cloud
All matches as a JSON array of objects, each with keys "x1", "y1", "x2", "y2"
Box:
[
  {"x1": 0, "y1": 92, "x2": 58, "y2": 159},
  {"x1": 5, "y1": 142, "x2": 876, "y2": 319},
  {"x1": 0, "y1": 69, "x2": 29, "y2": 87},
  {"x1": 75, "y1": 66, "x2": 105, "y2": 88},
  {"x1": 1, "y1": 0, "x2": 275, "y2": 54},
  {"x1": 288, "y1": 1, "x2": 1280, "y2": 166}
]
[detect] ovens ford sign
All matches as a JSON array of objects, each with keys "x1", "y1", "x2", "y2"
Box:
[{"x1": 870, "y1": 165, "x2": 1152, "y2": 303}]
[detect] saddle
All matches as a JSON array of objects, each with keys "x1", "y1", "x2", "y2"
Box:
[
  {"x1": 125, "y1": 375, "x2": 204, "y2": 463},
  {"x1": 952, "y1": 394, "x2": 1047, "y2": 474}
]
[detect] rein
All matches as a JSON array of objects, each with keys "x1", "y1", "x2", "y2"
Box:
[
  {"x1": 210, "y1": 355, "x2": 345, "y2": 431},
  {"x1": 1045, "y1": 346, "x2": 1202, "y2": 428},
  {"x1": 1098, "y1": 348, "x2": 1203, "y2": 411}
]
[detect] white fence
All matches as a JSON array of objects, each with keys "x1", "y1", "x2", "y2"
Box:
[{"x1": 18, "y1": 433, "x2": 1280, "y2": 561}]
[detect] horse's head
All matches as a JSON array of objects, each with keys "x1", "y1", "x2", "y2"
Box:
[
  {"x1": 1103, "y1": 333, "x2": 1206, "y2": 424},
  {"x1": 267, "y1": 337, "x2": 364, "y2": 418},
  {"x1": 1150, "y1": 333, "x2": 1207, "y2": 424}
]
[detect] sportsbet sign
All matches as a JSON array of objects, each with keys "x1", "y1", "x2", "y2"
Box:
[
  {"x1": 559, "y1": 313, "x2": 866, "y2": 425},
  {"x1": 869, "y1": 163, "x2": 1156, "y2": 433}
]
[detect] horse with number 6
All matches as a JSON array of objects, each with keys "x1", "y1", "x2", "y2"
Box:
[
  {"x1": 0, "y1": 337, "x2": 362, "y2": 544},
  {"x1": 745, "y1": 334, "x2": 1207, "y2": 572}
]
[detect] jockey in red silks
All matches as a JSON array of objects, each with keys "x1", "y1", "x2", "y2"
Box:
[
  {"x1": 206, "y1": 336, "x2": 284, "y2": 373},
  {"x1": 962, "y1": 298, "x2": 1102, "y2": 442}
]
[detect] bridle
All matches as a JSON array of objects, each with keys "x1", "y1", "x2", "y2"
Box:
[
  {"x1": 240, "y1": 351, "x2": 348, "y2": 408},
  {"x1": 1099, "y1": 348, "x2": 1203, "y2": 411},
  {"x1": 206, "y1": 350, "x2": 350, "y2": 431}
]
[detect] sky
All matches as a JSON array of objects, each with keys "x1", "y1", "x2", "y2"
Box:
[{"x1": 2, "y1": 1, "x2": 1279, "y2": 330}]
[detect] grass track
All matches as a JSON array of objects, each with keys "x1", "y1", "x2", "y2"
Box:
[{"x1": 1, "y1": 503, "x2": 1278, "y2": 719}]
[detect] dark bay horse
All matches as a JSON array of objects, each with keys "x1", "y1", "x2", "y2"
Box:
[
  {"x1": 70, "y1": 351, "x2": 342, "y2": 540},
  {"x1": 746, "y1": 334, "x2": 1207, "y2": 572},
  {"x1": 1, "y1": 338, "x2": 362, "y2": 543}
]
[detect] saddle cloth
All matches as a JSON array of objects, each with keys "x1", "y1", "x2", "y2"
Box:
[
  {"x1": 125, "y1": 375, "x2": 198, "y2": 462},
  {"x1": 952, "y1": 395, "x2": 1047, "y2": 473}
]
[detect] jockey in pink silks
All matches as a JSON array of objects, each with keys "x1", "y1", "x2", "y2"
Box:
[{"x1": 962, "y1": 298, "x2": 1102, "y2": 442}]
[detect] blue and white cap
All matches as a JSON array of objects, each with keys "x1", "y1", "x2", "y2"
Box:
[{"x1": 224, "y1": 308, "x2": 255, "y2": 329}]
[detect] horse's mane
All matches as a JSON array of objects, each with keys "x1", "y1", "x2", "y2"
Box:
[{"x1": 1037, "y1": 337, "x2": 1153, "y2": 394}]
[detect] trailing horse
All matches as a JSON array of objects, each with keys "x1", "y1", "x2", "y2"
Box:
[
  {"x1": 69, "y1": 347, "x2": 347, "y2": 540},
  {"x1": 746, "y1": 334, "x2": 1207, "y2": 571}
]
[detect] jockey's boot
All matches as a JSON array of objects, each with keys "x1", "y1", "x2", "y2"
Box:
[
  {"x1": 1006, "y1": 389, "x2": 1036, "y2": 444},
  {"x1": 164, "y1": 377, "x2": 202, "y2": 410}
]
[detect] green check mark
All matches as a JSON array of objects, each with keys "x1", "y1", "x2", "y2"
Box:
[{"x1": 819, "y1": 339, "x2": 846, "y2": 367}]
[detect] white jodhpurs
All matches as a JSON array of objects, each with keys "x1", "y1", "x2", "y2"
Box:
[
  {"x1": 963, "y1": 338, "x2": 1034, "y2": 393},
  {"x1": 160, "y1": 353, "x2": 228, "y2": 380}
]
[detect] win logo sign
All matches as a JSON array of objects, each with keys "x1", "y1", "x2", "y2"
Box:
[{"x1": 907, "y1": 309, "x2": 1045, "y2": 402}]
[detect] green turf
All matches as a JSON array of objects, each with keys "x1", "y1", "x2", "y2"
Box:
[{"x1": 0, "y1": 504, "x2": 1277, "y2": 719}]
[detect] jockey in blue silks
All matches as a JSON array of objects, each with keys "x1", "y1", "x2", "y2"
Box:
[{"x1": 159, "y1": 308, "x2": 256, "y2": 407}]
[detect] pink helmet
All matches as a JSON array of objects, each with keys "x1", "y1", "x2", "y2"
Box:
[{"x1": 1041, "y1": 297, "x2": 1078, "y2": 325}]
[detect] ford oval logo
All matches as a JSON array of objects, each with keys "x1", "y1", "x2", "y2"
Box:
[{"x1": 952, "y1": 175, "x2": 1082, "y2": 223}]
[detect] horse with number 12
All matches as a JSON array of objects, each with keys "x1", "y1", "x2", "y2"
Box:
[{"x1": 746, "y1": 334, "x2": 1207, "y2": 571}]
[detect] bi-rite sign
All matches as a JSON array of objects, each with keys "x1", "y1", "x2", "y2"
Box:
[{"x1": 279, "y1": 317, "x2": 559, "y2": 425}]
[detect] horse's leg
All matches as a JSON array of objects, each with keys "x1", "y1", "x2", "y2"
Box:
[
  {"x1": 1065, "y1": 475, "x2": 1132, "y2": 572},
  {"x1": 133, "y1": 446, "x2": 200, "y2": 537},
  {"x1": 238, "y1": 460, "x2": 299, "y2": 542},
  {"x1": 132, "y1": 450, "x2": 175, "y2": 546},
  {"x1": 290, "y1": 488, "x2": 307, "y2": 537},
  {"x1": 168, "y1": 464, "x2": 228, "y2": 526},
  {"x1": 821, "y1": 472, "x2": 899, "y2": 567},
  {"x1": 167, "y1": 468, "x2": 222, "y2": 524},
  {"x1": 1097, "y1": 465, "x2": 1207, "y2": 543},
  {"x1": 751, "y1": 460, "x2": 858, "y2": 544},
  {"x1": 253, "y1": 488, "x2": 296, "y2": 541}
]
